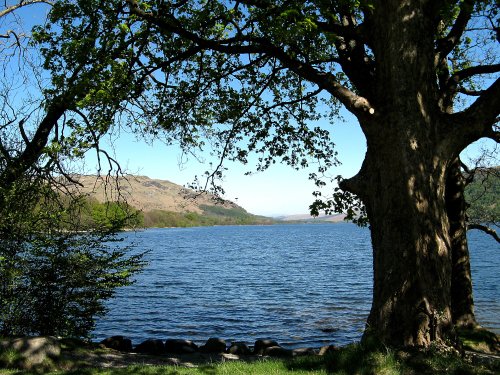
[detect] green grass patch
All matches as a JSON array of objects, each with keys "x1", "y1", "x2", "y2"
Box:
[
  {"x1": 1, "y1": 339, "x2": 499, "y2": 375},
  {"x1": 457, "y1": 326, "x2": 500, "y2": 354}
]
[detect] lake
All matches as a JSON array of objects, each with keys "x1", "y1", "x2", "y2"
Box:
[{"x1": 93, "y1": 223, "x2": 499, "y2": 348}]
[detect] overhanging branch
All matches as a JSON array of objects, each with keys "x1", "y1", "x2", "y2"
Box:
[
  {"x1": 452, "y1": 64, "x2": 500, "y2": 82},
  {"x1": 435, "y1": 0, "x2": 474, "y2": 60},
  {"x1": 0, "y1": 0, "x2": 52, "y2": 18},
  {"x1": 468, "y1": 223, "x2": 500, "y2": 243},
  {"x1": 125, "y1": 0, "x2": 376, "y2": 122},
  {"x1": 447, "y1": 77, "x2": 500, "y2": 151}
]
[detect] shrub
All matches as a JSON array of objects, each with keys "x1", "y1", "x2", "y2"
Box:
[{"x1": 0, "y1": 176, "x2": 147, "y2": 338}]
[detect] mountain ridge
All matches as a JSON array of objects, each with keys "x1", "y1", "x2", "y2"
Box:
[
  {"x1": 71, "y1": 175, "x2": 348, "y2": 226},
  {"x1": 71, "y1": 174, "x2": 241, "y2": 214}
]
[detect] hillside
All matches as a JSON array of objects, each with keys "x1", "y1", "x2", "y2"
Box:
[
  {"x1": 278, "y1": 213, "x2": 346, "y2": 222},
  {"x1": 70, "y1": 175, "x2": 274, "y2": 227}
]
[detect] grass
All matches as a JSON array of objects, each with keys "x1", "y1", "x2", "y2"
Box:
[
  {"x1": 0, "y1": 359, "x2": 328, "y2": 375},
  {"x1": 456, "y1": 326, "x2": 500, "y2": 354},
  {"x1": 1, "y1": 329, "x2": 498, "y2": 374},
  {"x1": 1, "y1": 344, "x2": 498, "y2": 375}
]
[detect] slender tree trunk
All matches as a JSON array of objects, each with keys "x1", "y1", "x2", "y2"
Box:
[{"x1": 446, "y1": 158, "x2": 477, "y2": 328}]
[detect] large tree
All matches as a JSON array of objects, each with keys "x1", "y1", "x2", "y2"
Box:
[{"x1": 4, "y1": 0, "x2": 499, "y2": 347}]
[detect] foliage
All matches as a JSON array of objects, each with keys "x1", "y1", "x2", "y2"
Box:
[
  {"x1": 18, "y1": 234, "x2": 145, "y2": 338},
  {"x1": 141, "y1": 205, "x2": 274, "y2": 228},
  {"x1": 310, "y1": 176, "x2": 369, "y2": 226},
  {"x1": 0, "y1": 177, "x2": 147, "y2": 339},
  {"x1": 80, "y1": 198, "x2": 144, "y2": 231},
  {"x1": 465, "y1": 167, "x2": 499, "y2": 228}
]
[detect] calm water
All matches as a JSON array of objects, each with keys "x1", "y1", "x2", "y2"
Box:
[{"x1": 93, "y1": 223, "x2": 499, "y2": 348}]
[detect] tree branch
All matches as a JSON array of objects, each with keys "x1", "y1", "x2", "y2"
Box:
[
  {"x1": 125, "y1": 0, "x2": 376, "y2": 121},
  {"x1": 440, "y1": 64, "x2": 500, "y2": 112},
  {"x1": 468, "y1": 223, "x2": 500, "y2": 243},
  {"x1": 0, "y1": 100, "x2": 66, "y2": 188},
  {"x1": 458, "y1": 87, "x2": 486, "y2": 96},
  {"x1": 435, "y1": 0, "x2": 474, "y2": 60},
  {"x1": 236, "y1": 0, "x2": 272, "y2": 9},
  {"x1": 0, "y1": 0, "x2": 52, "y2": 18},
  {"x1": 452, "y1": 63, "x2": 500, "y2": 82},
  {"x1": 447, "y1": 77, "x2": 500, "y2": 151}
]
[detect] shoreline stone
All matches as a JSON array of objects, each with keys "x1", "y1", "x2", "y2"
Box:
[
  {"x1": 263, "y1": 345, "x2": 294, "y2": 357},
  {"x1": 200, "y1": 337, "x2": 227, "y2": 353},
  {"x1": 97, "y1": 335, "x2": 336, "y2": 359},
  {"x1": 228, "y1": 342, "x2": 252, "y2": 355},
  {"x1": 253, "y1": 339, "x2": 280, "y2": 355},
  {"x1": 100, "y1": 336, "x2": 132, "y2": 352},
  {"x1": 164, "y1": 339, "x2": 198, "y2": 354},
  {"x1": 135, "y1": 339, "x2": 165, "y2": 355}
]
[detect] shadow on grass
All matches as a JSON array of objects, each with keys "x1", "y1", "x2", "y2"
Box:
[
  {"x1": 457, "y1": 326, "x2": 500, "y2": 354},
  {"x1": 285, "y1": 342, "x2": 499, "y2": 375}
]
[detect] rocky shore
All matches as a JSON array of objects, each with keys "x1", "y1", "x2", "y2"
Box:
[
  {"x1": 100, "y1": 335, "x2": 338, "y2": 358},
  {"x1": 1, "y1": 335, "x2": 339, "y2": 369}
]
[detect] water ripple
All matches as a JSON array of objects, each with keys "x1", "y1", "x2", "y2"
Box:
[{"x1": 94, "y1": 223, "x2": 499, "y2": 348}]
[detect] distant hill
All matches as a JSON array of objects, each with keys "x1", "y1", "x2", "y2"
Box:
[
  {"x1": 69, "y1": 175, "x2": 274, "y2": 227},
  {"x1": 277, "y1": 213, "x2": 346, "y2": 223},
  {"x1": 72, "y1": 175, "x2": 239, "y2": 213}
]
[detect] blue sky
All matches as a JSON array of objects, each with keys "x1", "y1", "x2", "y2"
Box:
[
  {"x1": 83, "y1": 109, "x2": 496, "y2": 217},
  {"x1": 9, "y1": 2, "x2": 498, "y2": 217},
  {"x1": 84, "y1": 109, "x2": 367, "y2": 217},
  {"x1": 4, "y1": 2, "x2": 367, "y2": 216}
]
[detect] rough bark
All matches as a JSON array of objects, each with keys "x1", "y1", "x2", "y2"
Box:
[
  {"x1": 446, "y1": 159, "x2": 477, "y2": 328},
  {"x1": 339, "y1": 0, "x2": 455, "y2": 347},
  {"x1": 343, "y1": 121, "x2": 454, "y2": 347}
]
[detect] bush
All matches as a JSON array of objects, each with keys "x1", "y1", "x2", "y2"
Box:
[{"x1": 0, "y1": 176, "x2": 147, "y2": 338}]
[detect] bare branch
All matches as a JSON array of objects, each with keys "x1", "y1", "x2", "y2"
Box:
[{"x1": 0, "y1": 0, "x2": 52, "y2": 18}]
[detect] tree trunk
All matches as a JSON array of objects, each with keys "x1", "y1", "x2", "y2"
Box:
[
  {"x1": 446, "y1": 158, "x2": 477, "y2": 328},
  {"x1": 342, "y1": 120, "x2": 454, "y2": 347},
  {"x1": 340, "y1": 0, "x2": 456, "y2": 347}
]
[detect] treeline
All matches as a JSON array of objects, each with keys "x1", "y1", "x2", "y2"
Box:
[
  {"x1": 77, "y1": 198, "x2": 274, "y2": 229},
  {"x1": 75, "y1": 197, "x2": 143, "y2": 231},
  {"x1": 139, "y1": 204, "x2": 275, "y2": 228}
]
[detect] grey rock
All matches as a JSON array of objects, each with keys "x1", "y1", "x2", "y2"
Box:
[
  {"x1": 318, "y1": 345, "x2": 339, "y2": 356},
  {"x1": 164, "y1": 339, "x2": 198, "y2": 354},
  {"x1": 0, "y1": 336, "x2": 61, "y2": 368},
  {"x1": 263, "y1": 345, "x2": 294, "y2": 357},
  {"x1": 253, "y1": 339, "x2": 279, "y2": 355},
  {"x1": 292, "y1": 347, "x2": 316, "y2": 356},
  {"x1": 100, "y1": 336, "x2": 132, "y2": 352},
  {"x1": 227, "y1": 342, "x2": 252, "y2": 355},
  {"x1": 200, "y1": 337, "x2": 227, "y2": 353},
  {"x1": 134, "y1": 339, "x2": 165, "y2": 355}
]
